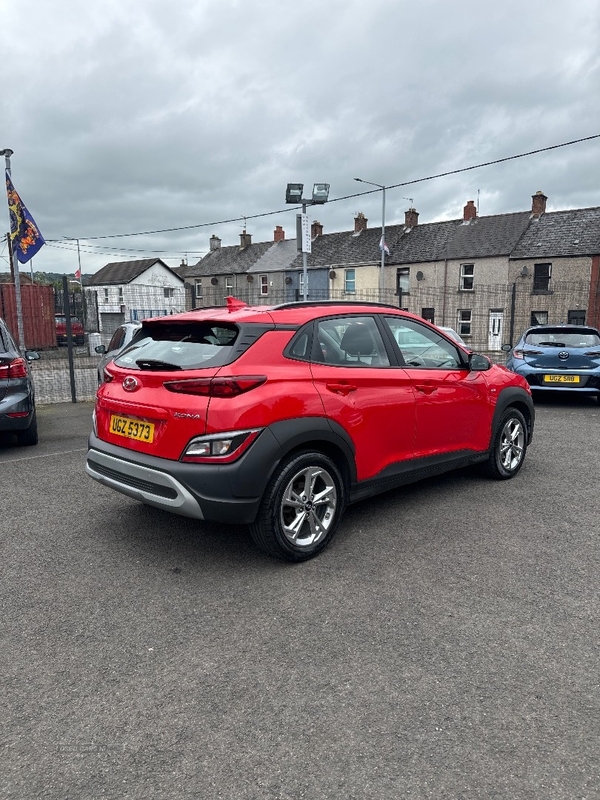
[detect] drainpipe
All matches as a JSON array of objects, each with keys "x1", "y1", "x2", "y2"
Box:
[{"x1": 442, "y1": 258, "x2": 448, "y2": 325}]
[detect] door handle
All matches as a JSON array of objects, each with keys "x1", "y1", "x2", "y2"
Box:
[
  {"x1": 415, "y1": 384, "x2": 437, "y2": 395},
  {"x1": 326, "y1": 383, "x2": 357, "y2": 396}
]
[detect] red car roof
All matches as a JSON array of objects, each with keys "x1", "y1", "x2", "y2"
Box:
[{"x1": 142, "y1": 298, "x2": 426, "y2": 327}]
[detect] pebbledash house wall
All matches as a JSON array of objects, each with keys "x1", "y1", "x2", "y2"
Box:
[{"x1": 93, "y1": 264, "x2": 186, "y2": 331}]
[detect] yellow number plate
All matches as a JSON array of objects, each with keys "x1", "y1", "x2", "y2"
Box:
[
  {"x1": 543, "y1": 374, "x2": 580, "y2": 384},
  {"x1": 110, "y1": 414, "x2": 155, "y2": 443}
]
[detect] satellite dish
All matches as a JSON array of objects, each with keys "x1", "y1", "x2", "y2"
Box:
[{"x1": 416, "y1": 271, "x2": 424, "y2": 281}]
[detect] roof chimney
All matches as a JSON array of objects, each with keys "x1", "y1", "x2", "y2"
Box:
[
  {"x1": 531, "y1": 191, "x2": 547, "y2": 216},
  {"x1": 311, "y1": 220, "x2": 323, "y2": 238},
  {"x1": 274, "y1": 225, "x2": 285, "y2": 242},
  {"x1": 239, "y1": 231, "x2": 252, "y2": 249},
  {"x1": 463, "y1": 200, "x2": 477, "y2": 222},
  {"x1": 354, "y1": 212, "x2": 368, "y2": 233},
  {"x1": 404, "y1": 208, "x2": 419, "y2": 228},
  {"x1": 209, "y1": 235, "x2": 221, "y2": 251}
]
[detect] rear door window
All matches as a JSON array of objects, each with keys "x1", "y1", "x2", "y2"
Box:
[
  {"x1": 314, "y1": 316, "x2": 390, "y2": 366},
  {"x1": 114, "y1": 322, "x2": 239, "y2": 371}
]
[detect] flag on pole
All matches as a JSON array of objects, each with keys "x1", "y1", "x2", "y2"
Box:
[
  {"x1": 74, "y1": 267, "x2": 81, "y2": 280},
  {"x1": 5, "y1": 170, "x2": 45, "y2": 263},
  {"x1": 379, "y1": 235, "x2": 390, "y2": 256}
]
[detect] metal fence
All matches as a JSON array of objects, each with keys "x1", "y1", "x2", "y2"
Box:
[{"x1": 21, "y1": 279, "x2": 597, "y2": 405}]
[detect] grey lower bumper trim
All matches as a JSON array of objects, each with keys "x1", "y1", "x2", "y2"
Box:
[{"x1": 86, "y1": 448, "x2": 204, "y2": 519}]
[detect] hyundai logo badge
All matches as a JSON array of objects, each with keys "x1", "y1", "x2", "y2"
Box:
[{"x1": 122, "y1": 376, "x2": 139, "y2": 391}]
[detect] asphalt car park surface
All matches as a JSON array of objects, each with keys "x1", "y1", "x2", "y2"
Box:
[{"x1": 1, "y1": 398, "x2": 598, "y2": 799}]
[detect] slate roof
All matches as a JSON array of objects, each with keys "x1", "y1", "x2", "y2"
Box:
[
  {"x1": 184, "y1": 241, "x2": 273, "y2": 277},
  {"x1": 181, "y1": 202, "x2": 600, "y2": 279},
  {"x1": 87, "y1": 258, "x2": 184, "y2": 285},
  {"x1": 248, "y1": 239, "x2": 299, "y2": 273},
  {"x1": 510, "y1": 207, "x2": 600, "y2": 259}
]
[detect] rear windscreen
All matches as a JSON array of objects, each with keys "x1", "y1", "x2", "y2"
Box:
[
  {"x1": 525, "y1": 329, "x2": 600, "y2": 347},
  {"x1": 114, "y1": 322, "x2": 239, "y2": 371}
]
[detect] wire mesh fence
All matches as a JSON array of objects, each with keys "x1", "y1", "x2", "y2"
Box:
[{"x1": 7, "y1": 279, "x2": 596, "y2": 405}]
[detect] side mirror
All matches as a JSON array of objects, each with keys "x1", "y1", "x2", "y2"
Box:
[
  {"x1": 25, "y1": 350, "x2": 40, "y2": 361},
  {"x1": 95, "y1": 344, "x2": 107, "y2": 354},
  {"x1": 500, "y1": 343, "x2": 512, "y2": 352},
  {"x1": 469, "y1": 353, "x2": 491, "y2": 371}
]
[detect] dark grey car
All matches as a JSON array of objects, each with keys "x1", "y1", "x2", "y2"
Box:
[{"x1": 0, "y1": 317, "x2": 40, "y2": 445}]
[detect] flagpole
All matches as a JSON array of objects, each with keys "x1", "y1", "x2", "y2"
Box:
[{"x1": 2, "y1": 148, "x2": 26, "y2": 351}]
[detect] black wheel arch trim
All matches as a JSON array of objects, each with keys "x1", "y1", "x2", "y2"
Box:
[{"x1": 492, "y1": 386, "x2": 535, "y2": 444}]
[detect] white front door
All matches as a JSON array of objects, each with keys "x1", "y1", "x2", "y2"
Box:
[{"x1": 488, "y1": 311, "x2": 503, "y2": 351}]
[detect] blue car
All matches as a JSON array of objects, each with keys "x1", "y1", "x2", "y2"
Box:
[{"x1": 503, "y1": 324, "x2": 600, "y2": 403}]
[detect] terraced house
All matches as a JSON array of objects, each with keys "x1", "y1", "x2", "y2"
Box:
[{"x1": 181, "y1": 191, "x2": 600, "y2": 353}]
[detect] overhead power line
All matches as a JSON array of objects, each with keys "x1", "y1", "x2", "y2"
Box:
[{"x1": 49, "y1": 133, "x2": 600, "y2": 242}]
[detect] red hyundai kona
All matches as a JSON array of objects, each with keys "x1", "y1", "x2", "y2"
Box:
[{"x1": 87, "y1": 299, "x2": 534, "y2": 561}]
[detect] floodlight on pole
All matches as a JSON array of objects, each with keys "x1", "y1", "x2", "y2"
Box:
[
  {"x1": 285, "y1": 182, "x2": 330, "y2": 301},
  {"x1": 354, "y1": 177, "x2": 387, "y2": 299}
]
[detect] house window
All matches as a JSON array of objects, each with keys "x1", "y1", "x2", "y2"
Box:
[
  {"x1": 118, "y1": 287, "x2": 124, "y2": 302},
  {"x1": 460, "y1": 264, "x2": 474, "y2": 291},
  {"x1": 164, "y1": 288, "x2": 175, "y2": 298},
  {"x1": 422, "y1": 307, "x2": 435, "y2": 323},
  {"x1": 103, "y1": 288, "x2": 109, "y2": 302},
  {"x1": 195, "y1": 279, "x2": 203, "y2": 301},
  {"x1": 457, "y1": 309, "x2": 472, "y2": 336},
  {"x1": 568, "y1": 310, "x2": 586, "y2": 325},
  {"x1": 533, "y1": 263, "x2": 551, "y2": 292},
  {"x1": 396, "y1": 268, "x2": 410, "y2": 295},
  {"x1": 260, "y1": 275, "x2": 268, "y2": 295},
  {"x1": 344, "y1": 268, "x2": 356, "y2": 294},
  {"x1": 531, "y1": 310, "x2": 548, "y2": 326},
  {"x1": 225, "y1": 276, "x2": 233, "y2": 294}
]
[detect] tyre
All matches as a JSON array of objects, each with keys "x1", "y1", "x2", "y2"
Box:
[
  {"x1": 483, "y1": 407, "x2": 527, "y2": 480},
  {"x1": 250, "y1": 451, "x2": 346, "y2": 562},
  {"x1": 16, "y1": 409, "x2": 39, "y2": 447}
]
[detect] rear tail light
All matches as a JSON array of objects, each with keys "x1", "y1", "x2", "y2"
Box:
[
  {"x1": 182, "y1": 429, "x2": 261, "y2": 463},
  {"x1": 0, "y1": 358, "x2": 28, "y2": 378},
  {"x1": 164, "y1": 376, "x2": 267, "y2": 397},
  {"x1": 512, "y1": 350, "x2": 524, "y2": 360}
]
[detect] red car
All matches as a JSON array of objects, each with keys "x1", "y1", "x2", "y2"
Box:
[
  {"x1": 86, "y1": 299, "x2": 534, "y2": 561},
  {"x1": 55, "y1": 314, "x2": 85, "y2": 346}
]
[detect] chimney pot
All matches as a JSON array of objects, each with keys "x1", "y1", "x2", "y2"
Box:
[
  {"x1": 274, "y1": 225, "x2": 285, "y2": 242},
  {"x1": 311, "y1": 220, "x2": 323, "y2": 238},
  {"x1": 239, "y1": 231, "x2": 252, "y2": 249},
  {"x1": 531, "y1": 191, "x2": 547, "y2": 216},
  {"x1": 209, "y1": 235, "x2": 221, "y2": 251},
  {"x1": 354, "y1": 212, "x2": 368, "y2": 233},
  {"x1": 463, "y1": 200, "x2": 477, "y2": 222}
]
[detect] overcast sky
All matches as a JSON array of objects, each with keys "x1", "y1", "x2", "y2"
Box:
[{"x1": 2, "y1": 0, "x2": 600, "y2": 275}]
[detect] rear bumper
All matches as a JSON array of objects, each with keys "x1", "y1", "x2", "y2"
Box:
[
  {"x1": 0, "y1": 387, "x2": 35, "y2": 432},
  {"x1": 86, "y1": 429, "x2": 284, "y2": 525},
  {"x1": 512, "y1": 367, "x2": 600, "y2": 395}
]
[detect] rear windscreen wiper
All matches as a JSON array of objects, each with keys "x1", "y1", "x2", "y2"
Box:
[{"x1": 135, "y1": 359, "x2": 182, "y2": 370}]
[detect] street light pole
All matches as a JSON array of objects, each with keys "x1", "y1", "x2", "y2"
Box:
[
  {"x1": 285, "y1": 183, "x2": 330, "y2": 303},
  {"x1": 301, "y1": 199, "x2": 308, "y2": 301},
  {"x1": 355, "y1": 177, "x2": 387, "y2": 301}
]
